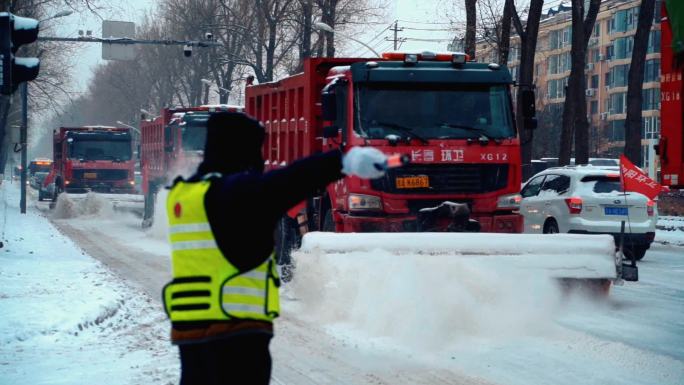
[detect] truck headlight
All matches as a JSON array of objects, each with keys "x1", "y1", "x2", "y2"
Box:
[
  {"x1": 497, "y1": 193, "x2": 521, "y2": 209},
  {"x1": 348, "y1": 194, "x2": 382, "y2": 211}
]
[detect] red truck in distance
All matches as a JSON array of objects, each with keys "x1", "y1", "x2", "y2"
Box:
[
  {"x1": 49, "y1": 126, "x2": 136, "y2": 197},
  {"x1": 245, "y1": 53, "x2": 537, "y2": 263},
  {"x1": 139, "y1": 104, "x2": 243, "y2": 226}
]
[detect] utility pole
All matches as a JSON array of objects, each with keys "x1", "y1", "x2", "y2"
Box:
[
  {"x1": 19, "y1": 82, "x2": 27, "y2": 214},
  {"x1": 387, "y1": 21, "x2": 404, "y2": 50}
]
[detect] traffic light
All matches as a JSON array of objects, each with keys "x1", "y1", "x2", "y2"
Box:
[{"x1": 0, "y1": 12, "x2": 40, "y2": 95}]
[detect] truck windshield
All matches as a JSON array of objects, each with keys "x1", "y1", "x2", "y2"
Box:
[
  {"x1": 355, "y1": 83, "x2": 515, "y2": 140},
  {"x1": 69, "y1": 138, "x2": 132, "y2": 161},
  {"x1": 181, "y1": 112, "x2": 209, "y2": 151}
]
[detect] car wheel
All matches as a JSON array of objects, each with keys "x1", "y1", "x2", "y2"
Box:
[
  {"x1": 543, "y1": 219, "x2": 559, "y2": 234},
  {"x1": 624, "y1": 246, "x2": 647, "y2": 261}
]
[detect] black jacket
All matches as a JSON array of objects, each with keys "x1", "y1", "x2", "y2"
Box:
[{"x1": 194, "y1": 150, "x2": 344, "y2": 271}]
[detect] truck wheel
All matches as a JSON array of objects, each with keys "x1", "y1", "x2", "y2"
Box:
[
  {"x1": 275, "y1": 216, "x2": 298, "y2": 282},
  {"x1": 142, "y1": 189, "x2": 156, "y2": 228},
  {"x1": 323, "y1": 209, "x2": 335, "y2": 232}
]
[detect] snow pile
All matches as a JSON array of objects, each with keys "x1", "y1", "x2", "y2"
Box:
[
  {"x1": 51, "y1": 192, "x2": 116, "y2": 219},
  {"x1": 0, "y1": 184, "x2": 178, "y2": 385},
  {"x1": 299, "y1": 232, "x2": 619, "y2": 279},
  {"x1": 656, "y1": 216, "x2": 684, "y2": 246},
  {"x1": 148, "y1": 188, "x2": 170, "y2": 241},
  {"x1": 288, "y1": 245, "x2": 561, "y2": 351}
]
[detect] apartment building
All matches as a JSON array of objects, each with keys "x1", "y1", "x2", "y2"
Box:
[{"x1": 473, "y1": 0, "x2": 661, "y2": 167}]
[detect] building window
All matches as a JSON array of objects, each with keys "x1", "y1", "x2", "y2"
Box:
[
  {"x1": 610, "y1": 120, "x2": 625, "y2": 141},
  {"x1": 612, "y1": 7, "x2": 639, "y2": 34},
  {"x1": 648, "y1": 30, "x2": 662, "y2": 54},
  {"x1": 560, "y1": 51, "x2": 571, "y2": 72},
  {"x1": 593, "y1": 23, "x2": 601, "y2": 37},
  {"x1": 589, "y1": 48, "x2": 599, "y2": 63},
  {"x1": 591, "y1": 100, "x2": 599, "y2": 115},
  {"x1": 592, "y1": 74, "x2": 599, "y2": 88},
  {"x1": 606, "y1": 44, "x2": 614, "y2": 60},
  {"x1": 644, "y1": 59, "x2": 660, "y2": 82},
  {"x1": 547, "y1": 77, "x2": 569, "y2": 99},
  {"x1": 549, "y1": 30, "x2": 561, "y2": 50},
  {"x1": 613, "y1": 37, "x2": 633, "y2": 59},
  {"x1": 610, "y1": 64, "x2": 629, "y2": 87},
  {"x1": 610, "y1": 92, "x2": 627, "y2": 114},
  {"x1": 642, "y1": 116, "x2": 660, "y2": 139},
  {"x1": 642, "y1": 87, "x2": 660, "y2": 110},
  {"x1": 548, "y1": 54, "x2": 559, "y2": 74},
  {"x1": 510, "y1": 65, "x2": 519, "y2": 81}
]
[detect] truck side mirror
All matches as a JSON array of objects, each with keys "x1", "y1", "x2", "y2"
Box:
[
  {"x1": 321, "y1": 92, "x2": 337, "y2": 121},
  {"x1": 323, "y1": 125, "x2": 339, "y2": 138}
]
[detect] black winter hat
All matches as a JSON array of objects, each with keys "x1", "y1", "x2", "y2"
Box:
[{"x1": 198, "y1": 111, "x2": 265, "y2": 175}]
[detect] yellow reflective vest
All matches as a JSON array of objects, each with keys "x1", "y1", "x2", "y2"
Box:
[{"x1": 162, "y1": 177, "x2": 280, "y2": 323}]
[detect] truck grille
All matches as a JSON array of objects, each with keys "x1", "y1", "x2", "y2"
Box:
[
  {"x1": 371, "y1": 164, "x2": 509, "y2": 194},
  {"x1": 73, "y1": 169, "x2": 129, "y2": 180}
]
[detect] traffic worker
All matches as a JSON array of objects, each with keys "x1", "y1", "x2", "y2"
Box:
[{"x1": 163, "y1": 111, "x2": 388, "y2": 385}]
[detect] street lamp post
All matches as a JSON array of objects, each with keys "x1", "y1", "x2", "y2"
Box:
[
  {"x1": 39, "y1": 10, "x2": 74, "y2": 23},
  {"x1": 313, "y1": 22, "x2": 380, "y2": 57}
]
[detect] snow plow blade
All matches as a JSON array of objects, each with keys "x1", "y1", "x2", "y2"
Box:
[{"x1": 297, "y1": 232, "x2": 633, "y2": 282}]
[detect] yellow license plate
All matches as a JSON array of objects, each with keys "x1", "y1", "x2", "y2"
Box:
[
  {"x1": 396, "y1": 175, "x2": 429, "y2": 189},
  {"x1": 84, "y1": 172, "x2": 97, "y2": 179}
]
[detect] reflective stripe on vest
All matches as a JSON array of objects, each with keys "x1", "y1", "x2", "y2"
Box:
[{"x1": 163, "y1": 179, "x2": 280, "y2": 323}]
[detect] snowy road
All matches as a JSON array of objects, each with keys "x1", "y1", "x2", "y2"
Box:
[{"x1": 1, "y1": 183, "x2": 683, "y2": 385}]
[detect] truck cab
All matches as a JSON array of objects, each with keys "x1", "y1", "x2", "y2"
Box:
[
  {"x1": 140, "y1": 105, "x2": 243, "y2": 226},
  {"x1": 52, "y1": 126, "x2": 136, "y2": 194},
  {"x1": 319, "y1": 53, "x2": 524, "y2": 232}
]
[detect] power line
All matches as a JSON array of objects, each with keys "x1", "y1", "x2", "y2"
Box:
[
  {"x1": 402, "y1": 26, "x2": 456, "y2": 32},
  {"x1": 397, "y1": 19, "x2": 454, "y2": 26},
  {"x1": 403, "y1": 37, "x2": 453, "y2": 42}
]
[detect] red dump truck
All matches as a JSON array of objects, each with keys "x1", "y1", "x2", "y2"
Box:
[
  {"x1": 660, "y1": 1, "x2": 683, "y2": 189},
  {"x1": 139, "y1": 104, "x2": 243, "y2": 226},
  {"x1": 245, "y1": 53, "x2": 537, "y2": 261},
  {"x1": 49, "y1": 126, "x2": 136, "y2": 197}
]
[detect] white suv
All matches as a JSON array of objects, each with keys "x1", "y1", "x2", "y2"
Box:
[{"x1": 520, "y1": 165, "x2": 657, "y2": 260}]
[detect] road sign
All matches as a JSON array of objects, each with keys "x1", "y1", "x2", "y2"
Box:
[{"x1": 102, "y1": 20, "x2": 136, "y2": 61}]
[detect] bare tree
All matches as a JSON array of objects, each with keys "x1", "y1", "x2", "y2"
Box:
[
  {"x1": 558, "y1": 0, "x2": 600, "y2": 166},
  {"x1": 464, "y1": 0, "x2": 477, "y2": 58},
  {"x1": 624, "y1": 0, "x2": 656, "y2": 165},
  {"x1": 473, "y1": 0, "x2": 511, "y2": 65},
  {"x1": 498, "y1": 0, "x2": 512, "y2": 66},
  {"x1": 511, "y1": 0, "x2": 544, "y2": 180}
]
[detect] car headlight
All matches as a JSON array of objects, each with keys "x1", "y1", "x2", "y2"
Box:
[
  {"x1": 497, "y1": 193, "x2": 521, "y2": 209},
  {"x1": 348, "y1": 194, "x2": 382, "y2": 211}
]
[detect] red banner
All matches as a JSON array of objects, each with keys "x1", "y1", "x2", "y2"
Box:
[{"x1": 619, "y1": 155, "x2": 667, "y2": 200}]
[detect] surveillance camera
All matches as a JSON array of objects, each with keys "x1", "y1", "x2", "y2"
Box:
[
  {"x1": 183, "y1": 44, "x2": 193, "y2": 57},
  {"x1": 205, "y1": 32, "x2": 213, "y2": 41}
]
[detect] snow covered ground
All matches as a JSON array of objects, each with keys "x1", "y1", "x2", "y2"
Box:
[
  {"x1": 0, "y1": 182, "x2": 178, "y2": 385},
  {"x1": 1, "y1": 182, "x2": 683, "y2": 385},
  {"x1": 656, "y1": 215, "x2": 684, "y2": 246}
]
